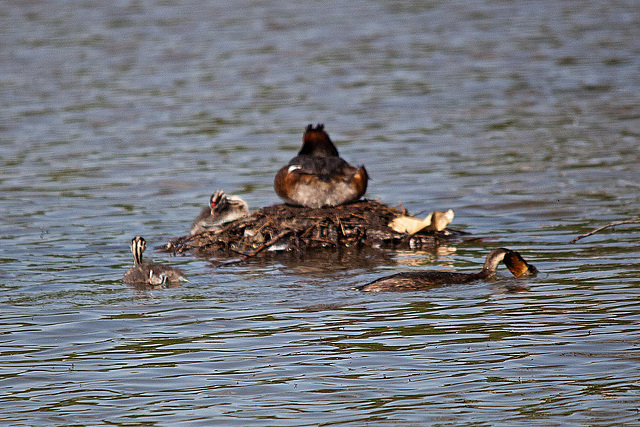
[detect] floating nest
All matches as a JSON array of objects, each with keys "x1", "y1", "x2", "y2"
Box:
[{"x1": 163, "y1": 200, "x2": 465, "y2": 259}]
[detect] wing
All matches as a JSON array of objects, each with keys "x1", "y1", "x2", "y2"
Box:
[{"x1": 287, "y1": 155, "x2": 356, "y2": 182}]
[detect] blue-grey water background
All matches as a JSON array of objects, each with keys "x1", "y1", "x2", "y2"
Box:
[{"x1": 1, "y1": 0, "x2": 640, "y2": 425}]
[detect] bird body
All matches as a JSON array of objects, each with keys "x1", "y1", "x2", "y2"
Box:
[
  {"x1": 274, "y1": 124, "x2": 368, "y2": 208},
  {"x1": 190, "y1": 190, "x2": 249, "y2": 235},
  {"x1": 359, "y1": 248, "x2": 536, "y2": 292},
  {"x1": 123, "y1": 236, "x2": 187, "y2": 284}
]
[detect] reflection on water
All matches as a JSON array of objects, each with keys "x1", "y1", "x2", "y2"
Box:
[{"x1": 1, "y1": 0, "x2": 640, "y2": 424}]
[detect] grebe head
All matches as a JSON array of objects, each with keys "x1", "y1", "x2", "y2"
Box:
[
  {"x1": 130, "y1": 236, "x2": 146, "y2": 265},
  {"x1": 209, "y1": 190, "x2": 230, "y2": 215},
  {"x1": 148, "y1": 270, "x2": 167, "y2": 286},
  {"x1": 504, "y1": 250, "x2": 538, "y2": 277},
  {"x1": 298, "y1": 123, "x2": 340, "y2": 157}
]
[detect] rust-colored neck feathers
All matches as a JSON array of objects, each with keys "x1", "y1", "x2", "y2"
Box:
[{"x1": 504, "y1": 250, "x2": 539, "y2": 277}]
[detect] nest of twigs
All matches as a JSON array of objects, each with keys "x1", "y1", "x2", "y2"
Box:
[{"x1": 163, "y1": 200, "x2": 464, "y2": 259}]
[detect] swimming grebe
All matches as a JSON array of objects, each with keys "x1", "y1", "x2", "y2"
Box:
[
  {"x1": 358, "y1": 248, "x2": 537, "y2": 292},
  {"x1": 123, "y1": 236, "x2": 187, "y2": 284},
  {"x1": 274, "y1": 124, "x2": 369, "y2": 208},
  {"x1": 504, "y1": 250, "x2": 538, "y2": 278},
  {"x1": 148, "y1": 270, "x2": 168, "y2": 287},
  {"x1": 190, "y1": 190, "x2": 249, "y2": 235}
]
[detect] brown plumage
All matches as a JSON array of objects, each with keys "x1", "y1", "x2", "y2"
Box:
[
  {"x1": 504, "y1": 250, "x2": 538, "y2": 278},
  {"x1": 359, "y1": 248, "x2": 537, "y2": 292},
  {"x1": 274, "y1": 124, "x2": 368, "y2": 208}
]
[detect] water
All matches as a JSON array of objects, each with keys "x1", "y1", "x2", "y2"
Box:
[{"x1": 1, "y1": 0, "x2": 640, "y2": 424}]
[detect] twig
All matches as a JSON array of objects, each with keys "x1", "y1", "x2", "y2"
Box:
[
  {"x1": 242, "y1": 229, "x2": 293, "y2": 258},
  {"x1": 569, "y1": 217, "x2": 640, "y2": 244},
  {"x1": 212, "y1": 258, "x2": 247, "y2": 268},
  {"x1": 300, "y1": 223, "x2": 319, "y2": 238},
  {"x1": 336, "y1": 215, "x2": 346, "y2": 237},
  {"x1": 254, "y1": 218, "x2": 273, "y2": 235}
]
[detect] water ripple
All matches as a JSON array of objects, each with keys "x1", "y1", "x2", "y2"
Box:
[{"x1": 2, "y1": 0, "x2": 640, "y2": 424}]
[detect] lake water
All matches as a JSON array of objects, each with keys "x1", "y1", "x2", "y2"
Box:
[{"x1": 1, "y1": 0, "x2": 640, "y2": 424}]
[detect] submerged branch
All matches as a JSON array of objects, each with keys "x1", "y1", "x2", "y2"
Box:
[
  {"x1": 242, "y1": 229, "x2": 293, "y2": 258},
  {"x1": 569, "y1": 217, "x2": 640, "y2": 244}
]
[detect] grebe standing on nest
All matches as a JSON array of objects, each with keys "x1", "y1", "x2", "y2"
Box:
[
  {"x1": 274, "y1": 124, "x2": 369, "y2": 208},
  {"x1": 123, "y1": 236, "x2": 188, "y2": 284},
  {"x1": 359, "y1": 248, "x2": 537, "y2": 292},
  {"x1": 190, "y1": 190, "x2": 249, "y2": 236}
]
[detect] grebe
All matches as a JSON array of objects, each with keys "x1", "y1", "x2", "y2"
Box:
[
  {"x1": 504, "y1": 250, "x2": 538, "y2": 278},
  {"x1": 359, "y1": 248, "x2": 537, "y2": 292},
  {"x1": 123, "y1": 236, "x2": 187, "y2": 284},
  {"x1": 190, "y1": 190, "x2": 249, "y2": 235},
  {"x1": 274, "y1": 124, "x2": 368, "y2": 208},
  {"x1": 148, "y1": 270, "x2": 167, "y2": 287}
]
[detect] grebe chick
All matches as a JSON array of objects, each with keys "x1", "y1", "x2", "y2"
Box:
[
  {"x1": 122, "y1": 236, "x2": 187, "y2": 284},
  {"x1": 359, "y1": 248, "x2": 537, "y2": 292},
  {"x1": 274, "y1": 124, "x2": 369, "y2": 208},
  {"x1": 190, "y1": 190, "x2": 249, "y2": 236},
  {"x1": 148, "y1": 270, "x2": 167, "y2": 287}
]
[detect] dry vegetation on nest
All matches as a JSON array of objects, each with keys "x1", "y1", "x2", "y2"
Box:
[{"x1": 163, "y1": 200, "x2": 465, "y2": 259}]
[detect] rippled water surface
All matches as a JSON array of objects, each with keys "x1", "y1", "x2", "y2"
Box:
[{"x1": 2, "y1": 0, "x2": 640, "y2": 424}]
